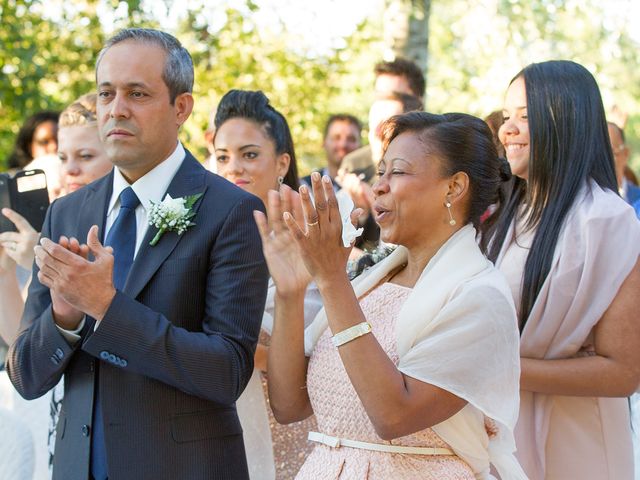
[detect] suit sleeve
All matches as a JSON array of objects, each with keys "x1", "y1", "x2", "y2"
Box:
[
  {"x1": 81, "y1": 196, "x2": 269, "y2": 405},
  {"x1": 6, "y1": 199, "x2": 89, "y2": 400}
]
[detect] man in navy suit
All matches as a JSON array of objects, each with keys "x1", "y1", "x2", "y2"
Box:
[{"x1": 7, "y1": 28, "x2": 268, "y2": 479}]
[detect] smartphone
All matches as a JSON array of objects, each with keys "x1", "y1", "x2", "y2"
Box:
[{"x1": 0, "y1": 169, "x2": 50, "y2": 233}]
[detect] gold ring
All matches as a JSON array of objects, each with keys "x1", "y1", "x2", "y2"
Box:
[{"x1": 307, "y1": 221, "x2": 319, "y2": 227}]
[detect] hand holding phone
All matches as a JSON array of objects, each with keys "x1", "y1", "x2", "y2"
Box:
[
  {"x1": 0, "y1": 169, "x2": 50, "y2": 233},
  {"x1": 0, "y1": 208, "x2": 40, "y2": 270}
]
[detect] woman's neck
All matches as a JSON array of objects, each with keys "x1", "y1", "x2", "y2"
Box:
[{"x1": 393, "y1": 225, "x2": 464, "y2": 287}]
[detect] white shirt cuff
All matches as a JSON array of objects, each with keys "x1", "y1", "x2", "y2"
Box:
[{"x1": 55, "y1": 317, "x2": 86, "y2": 346}]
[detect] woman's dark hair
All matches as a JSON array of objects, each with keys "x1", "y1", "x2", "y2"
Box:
[
  {"x1": 380, "y1": 111, "x2": 511, "y2": 232},
  {"x1": 213, "y1": 90, "x2": 299, "y2": 190},
  {"x1": 482, "y1": 60, "x2": 618, "y2": 332},
  {"x1": 8, "y1": 111, "x2": 60, "y2": 169}
]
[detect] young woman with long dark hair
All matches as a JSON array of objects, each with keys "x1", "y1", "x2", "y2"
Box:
[{"x1": 484, "y1": 60, "x2": 640, "y2": 479}]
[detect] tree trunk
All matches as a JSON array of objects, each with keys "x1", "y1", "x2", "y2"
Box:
[{"x1": 383, "y1": 0, "x2": 431, "y2": 92}]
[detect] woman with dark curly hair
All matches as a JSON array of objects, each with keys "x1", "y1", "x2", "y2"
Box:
[{"x1": 259, "y1": 111, "x2": 526, "y2": 479}]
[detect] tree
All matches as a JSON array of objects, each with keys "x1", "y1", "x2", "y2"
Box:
[
  {"x1": 0, "y1": 0, "x2": 157, "y2": 170},
  {"x1": 382, "y1": 0, "x2": 431, "y2": 90},
  {"x1": 425, "y1": 0, "x2": 640, "y2": 170}
]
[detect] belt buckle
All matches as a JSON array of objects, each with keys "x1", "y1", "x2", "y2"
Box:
[{"x1": 323, "y1": 433, "x2": 341, "y2": 448}]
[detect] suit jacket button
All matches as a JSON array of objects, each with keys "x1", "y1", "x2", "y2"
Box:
[
  {"x1": 100, "y1": 351, "x2": 110, "y2": 360},
  {"x1": 55, "y1": 348, "x2": 64, "y2": 359},
  {"x1": 50, "y1": 356, "x2": 60, "y2": 365},
  {"x1": 81, "y1": 425, "x2": 90, "y2": 437},
  {"x1": 108, "y1": 354, "x2": 117, "y2": 364}
]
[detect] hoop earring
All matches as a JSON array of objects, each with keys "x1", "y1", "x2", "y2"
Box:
[
  {"x1": 277, "y1": 176, "x2": 284, "y2": 186},
  {"x1": 445, "y1": 197, "x2": 456, "y2": 226}
]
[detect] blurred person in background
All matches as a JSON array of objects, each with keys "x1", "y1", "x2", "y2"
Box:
[
  {"x1": 607, "y1": 121, "x2": 640, "y2": 218},
  {"x1": 302, "y1": 114, "x2": 362, "y2": 188},
  {"x1": 0, "y1": 93, "x2": 110, "y2": 480},
  {"x1": 57, "y1": 94, "x2": 113, "y2": 195},
  {"x1": 373, "y1": 57, "x2": 425, "y2": 100},
  {"x1": 7, "y1": 111, "x2": 60, "y2": 171},
  {"x1": 341, "y1": 57, "x2": 425, "y2": 181},
  {"x1": 214, "y1": 89, "x2": 323, "y2": 480}
]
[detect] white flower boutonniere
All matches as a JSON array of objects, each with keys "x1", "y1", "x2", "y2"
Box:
[{"x1": 148, "y1": 193, "x2": 203, "y2": 246}]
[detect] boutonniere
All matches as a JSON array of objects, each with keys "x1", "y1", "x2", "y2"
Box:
[{"x1": 148, "y1": 193, "x2": 203, "y2": 246}]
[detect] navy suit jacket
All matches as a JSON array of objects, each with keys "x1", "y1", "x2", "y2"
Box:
[{"x1": 7, "y1": 153, "x2": 269, "y2": 480}]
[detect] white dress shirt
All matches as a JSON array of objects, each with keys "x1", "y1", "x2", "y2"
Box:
[
  {"x1": 106, "y1": 142, "x2": 185, "y2": 258},
  {"x1": 57, "y1": 142, "x2": 186, "y2": 342}
]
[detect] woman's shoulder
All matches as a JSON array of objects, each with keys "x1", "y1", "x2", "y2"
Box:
[
  {"x1": 561, "y1": 180, "x2": 640, "y2": 250},
  {"x1": 450, "y1": 263, "x2": 518, "y2": 325},
  {"x1": 574, "y1": 180, "x2": 638, "y2": 224}
]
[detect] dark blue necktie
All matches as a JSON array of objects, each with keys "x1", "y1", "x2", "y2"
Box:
[{"x1": 91, "y1": 186, "x2": 140, "y2": 480}]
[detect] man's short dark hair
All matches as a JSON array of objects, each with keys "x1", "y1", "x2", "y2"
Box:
[
  {"x1": 374, "y1": 57, "x2": 425, "y2": 98},
  {"x1": 323, "y1": 114, "x2": 362, "y2": 140},
  {"x1": 96, "y1": 28, "x2": 194, "y2": 104}
]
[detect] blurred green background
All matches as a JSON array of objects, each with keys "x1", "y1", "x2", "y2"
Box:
[{"x1": 1, "y1": 0, "x2": 639, "y2": 174}]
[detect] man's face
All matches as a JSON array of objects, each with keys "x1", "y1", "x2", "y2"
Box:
[
  {"x1": 96, "y1": 40, "x2": 191, "y2": 181},
  {"x1": 368, "y1": 99, "x2": 404, "y2": 163},
  {"x1": 323, "y1": 120, "x2": 361, "y2": 168},
  {"x1": 374, "y1": 73, "x2": 413, "y2": 97}
]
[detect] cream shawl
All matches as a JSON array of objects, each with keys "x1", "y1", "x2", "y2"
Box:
[
  {"x1": 496, "y1": 180, "x2": 640, "y2": 479},
  {"x1": 305, "y1": 225, "x2": 527, "y2": 479}
]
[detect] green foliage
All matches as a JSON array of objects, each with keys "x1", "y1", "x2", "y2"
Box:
[
  {"x1": 178, "y1": 6, "x2": 380, "y2": 173},
  {"x1": 0, "y1": 0, "x2": 377, "y2": 174},
  {"x1": 0, "y1": 0, "x2": 154, "y2": 169},
  {"x1": 426, "y1": 0, "x2": 640, "y2": 170},
  {"x1": 2, "y1": 0, "x2": 639, "y2": 175}
]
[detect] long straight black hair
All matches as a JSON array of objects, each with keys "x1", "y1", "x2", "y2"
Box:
[{"x1": 482, "y1": 60, "x2": 618, "y2": 332}]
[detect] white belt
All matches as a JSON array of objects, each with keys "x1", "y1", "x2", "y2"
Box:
[{"x1": 308, "y1": 431, "x2": 455, "y2": 456}]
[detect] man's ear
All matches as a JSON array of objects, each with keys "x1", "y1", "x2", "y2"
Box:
[{"x1": 175, "y1": 92, "x2": 194, "y2": 126}]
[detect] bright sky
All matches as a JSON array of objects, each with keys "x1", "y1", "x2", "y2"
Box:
[{"x1": 101, "y1": 0, "x2": 384, "y2": 54}]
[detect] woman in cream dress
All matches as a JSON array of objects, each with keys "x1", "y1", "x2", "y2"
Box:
[
  {"x1": 256, "y1": 112, "x2": 527, "y2": 479},
  {"x1": 485, "y1": 60, "x2": 640, "y2": 479}
]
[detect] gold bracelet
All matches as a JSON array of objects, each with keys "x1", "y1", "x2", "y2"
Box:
[{"x1": 331, "y1": 322, "x2": 372, "y2": 347}]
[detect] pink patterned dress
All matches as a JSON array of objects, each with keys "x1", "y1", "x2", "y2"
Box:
[{"x1": 296, "y1": 283, "x2": 475, "y2": 479}]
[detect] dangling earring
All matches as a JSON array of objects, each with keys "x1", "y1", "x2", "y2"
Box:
[
  {"x1": 445, "y1": 196, "x2": 456, "y2": 226},
  {"x1": 277, "y1": 176, "x2": 284, "y2": 186}
]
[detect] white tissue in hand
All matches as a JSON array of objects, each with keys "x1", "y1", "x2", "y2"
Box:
[{"x1": 336, "y1": 191, "x2": 364, "y2": 247}]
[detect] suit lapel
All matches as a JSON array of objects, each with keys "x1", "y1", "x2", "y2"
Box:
[
  {"x1": 76, "y1": 171, "x2": 114, "y2": 244},
  {"x1": 123, "y1": 153, "x2": 208, "y2": 299}
]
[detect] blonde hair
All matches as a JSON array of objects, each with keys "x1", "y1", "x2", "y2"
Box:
[{"x1": 59, "y1": 93, "x2": 97, "y2": 127}]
